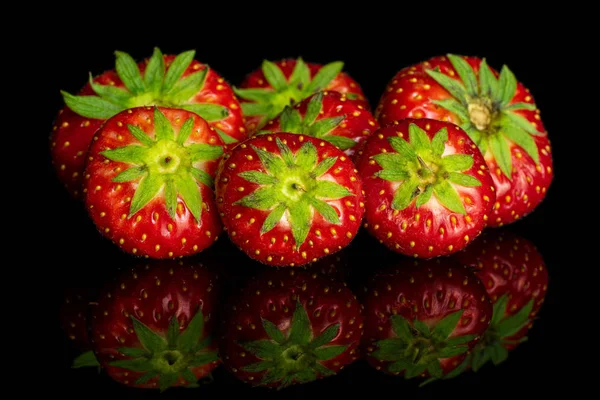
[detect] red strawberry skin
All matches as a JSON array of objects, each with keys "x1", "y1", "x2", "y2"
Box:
[
  {"x1": 51, "y1": 53, "x2": 245, "y2": 198},
  {"x1": 90, "y1": 260, "x2": 220, "y2": 389},
  {"x1": 216, "y1": 133, "x2": 364, "y2": 267},
  {"x1": 376, "y1": 55, "x2": 553, "y2": 226},
  {"x1": 363, "y1": 259, "x2": 492, "y2": 377},
  {"x1": 84, "y1": 107, "x2": 223, "y2": 258},
  {"x1": 357, "y1": 119, "x2": 495, "y2": 258},
  {"x1": 220, "y1": 268, "x2": 363, "y2": 387},
  {"x1": 60, "y1": 288, "x2": 94, "y2": 350},
  {"x1": 260, "y1": 91, "x2": 379, "y2": 159}
]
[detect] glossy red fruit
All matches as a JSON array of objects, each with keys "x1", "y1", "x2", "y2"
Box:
[
  {"x1": 215, "y1": 133, "x2": 364, "y2": 266},
  {"x1": 84, "y1": 107, "x2": 224, "y2": 258},
  {"x1": 376, "y1": 54, "x2": 553, "y2": 226},
  {"x1": 259, "y1": 91, "x2": 379, "y2": 159},
  {"x1": 357, "y1": 118, "x2": 495, "y2": 258},
  {"x1": 89, "y1": 260, "x2": 220, "y2": 391},
  {"x1": 453, "y1": 230, "x2": 548, "y2": 371},
  {"x1": 363, "y1": 259, "x2": 492, "y2": 381},
  {"x1": 51, "y1": 48, "x2": 245, "y2": 197},
  {"x1": 220, "y1": 268, "x2": 363, "y2": 387},
  {"x1": 235, "y1": 58, "x2": 367, "y2": 133}
]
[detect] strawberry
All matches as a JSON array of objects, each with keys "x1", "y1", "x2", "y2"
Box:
[
  {"x1": 51, "y1": 48, "x2": 245, "y2": 197},
  {"x1": 452, "y1": 230, "x2": 548, "y2": 371},
  {"x1": 84, "y1": 107, "x2": 224, "y2": 258},
  {"x1": 220, "y1": 268, "x2": 363, "y2": 387},
  {"x1": 215, "y1": 133, "x2": 364, "y2": 266},
  {"x1": 234, "y1": 58, "x2": 367, "y2": 133},
  {"x1": 363, "y1": 259, "x2": 492, "y2": 382},
  {"x1": 89, "y1": 260, "x2": 220, "y2": 391},
  {"x1": 357, "y1": 118, "x2": 495, "y2": 258},
  {"x1": 376, "y1": 54, "x2": 553, "y2": 226},
  {"x1": 259, "y1": 91, "x2": 379, "y2": 159}
]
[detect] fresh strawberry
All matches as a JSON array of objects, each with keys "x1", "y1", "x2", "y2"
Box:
[
  {"x1": 215, "y1": 133, "x2": 364, "y2": 266},
  {"x1": 84, "y1": 107, "x2": 224, "y2": 258},
  {"x1": 235, "y1": 58, "x2": 367, "y2": 133},
  {"x1": 220, "y1": 268, "x2": 363, "y2": 387},
  {"x1": 376, "y1": 54, "x2": 553, "y2": 226},
  {"x1": 89, "y1": 260, "x2": 220, "y2": 391},
  {"x1": 51, "y1": 48, "x2": 245, "y2": 197},
  {"x1": 259, "y1": 91, "x2": 379, "y2": 159},
  {"x1": 363, "y1": 259, "x2": 492, "y2": 382},
  {"x1": 357, "y1": 118, "x2": 495, "y2": 258},
  {"x1": 452, "y1": 230, "x2": 548, "y2": 371}
]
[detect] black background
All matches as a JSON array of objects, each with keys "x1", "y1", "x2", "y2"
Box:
[{"x1": 37, "y1": 9, "x2": 574, "y2": 398}]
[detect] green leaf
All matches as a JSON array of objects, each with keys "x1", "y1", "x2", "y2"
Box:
[
  {"x1": 113, "y1": 167, "x2": 146, "y2": 183},
  {"x1": 72, "y1": 351, "x2": 100, "y2": 368},
  {"x1": 496, "y1": 299, "x2": 534, "y2": 338},
  {"x1": 127, "y1": 124, "x2": 154, "y2": 147},
  {"x1": 425, "y1": 68, "x2": 467, "y2": 103},
  {"x1": 215, "y1": 128, "x2": 238, "y2": 144},
  {"x1": 404, "y1": 363, "x2": 428, "y2": 379},
  {"x1": 153, "y1": 108, "x2": 175, "y2": 141},
  {"x1": 162, "y1": 50, "x2": 195, "y2": 94},
  {"x1": 242, "y1": 361, "x2": 274, "y2": 372},
  {"x1": 101, "y1": 145, "x2": 147, "y2": 165},
  {"x1": 117, "y1": 347, "x2": 149, "y2": 358},
  {"x1": 239, "y1": 171, "x2": 278, "y2": 185},
  {"x1": 288, "y1": 300, "x2": 312, "y2": 345},
  {"x1": 471, "y1": 348, "x2": 489, "y2": 372},
  {"x1": 445, "y1": 334, "x2": 476, "y2": 347},
  {"x1": 432, "y1": 310, "x2": 464, "y2": 340},
  {"x1": 241, "y1": 340, "x2": 281, "y2": 359},
  {"x1": 176, "y1": 172, "x2": 203, "y2": 222},
  {"x1": 235, "y1": 187, "x2": 280, "y2": 210},
  {"x1": 262, "y1": 319, "x2": 286, "y2": 344},
  {"x1": 492, "y1": 294, "x2": 510, "y2": 326},
  {"x1": 447, "y1": 54, "x2": 478, "y2": 96},
  {"x1": 176, "y1": 118, "x2": 194, "y2": 145},
  {"x1": 496, "y1": 65, "x2": 517, "y2": 107},
  {"x1": 413, "y1": 319, "x2": 431, "y2": 336},
  {"x1": 306, "y1": 61, "x2": 344, "y2": 93},
  {"x1": 431, "y1": 99, "x2": 469, "y2": 123},
  {"x1": 261, "y1": 369, "x2": 286, "y2": 386},
  {"x1": 129, "y1": 173, "x2": 164, "y2": 217},
  {"x1": 388, "y1": 360, "x2": 410, "y2": 374},
  {"x1": 427, "y1": 360, "x2": 444, "y2": 379},
  {"x1": 252, "y1": 145, "x2": 286, "y2": 176},
  {"x1": 181, "y1": 369, "x2": 198, "y2": 385},
  {"x1": 189, "y1": 352, "x2": 218, "y2": 367},
  {"x1": 461, "y1": 123, "x2": 482, "y2": 148},
  {"x1": 311, "y1": 156, "x2": 337, "y2": 178},
  {"x1": 503, "y1": 102, "x2": 536, "y2": 111},
  {"x1": 504, "y1": 110, "x2": 544, "y2": 136},
  {"x1": 176, "y1": 308, "x2": 205, "y2": 352},
  {"x1": 89, "y1": 75, "x2": 131, "y2": 106},
  {"x1": 314, "y1": 363, "x2": 335, "y2": 377},
  {"x1": 276, "y1": 138, "x2": 295, "y2": 167},
  {"x1": 144, "y1": 47, "x2": 165, "y2": 93},
  {"x1": 478, "y1": 59, "x2": 498, "y2": 97},
  {"x1": 325, "y1": 135, "x2": 356, "y2": 150},
  {"x1": 261, "y1": 203, "x2": 287, "y2": 234},
  {"x1": 442, "y1": 154, "x2": 474, "y2": 172},
  {"x1": 391, "y1": 180, "x2": 418, "y2": 210},
  {"x1": 159, "y1": 372, "x2": 178, "y2": 392},
  {"x1": 390, "y1": 315, "x2": 413, "y2": 341},
  {"x1": 443, "y1": 356, "x2": 470, "y2": 379},
  {"x1": 415, "y1": 185, "x2": 433, "y2": 208},
  {"x1": 438, "y1": 345, "x2": 469, "y2": 358},
  {"x1": 167, "y1": 315, "x2": 179, "y2": 347},
  {"x1": 295, "y1": 369, "x2": 317, "y2": 383},
  {"x1": 262, "y1": 60, "x2": 288, "y2": 91},
  {"x1": 194, "y1": 336, "x2": 212, "y2": 352},
  {"x1": 115, "y1": 51, "x2": 145, "y2": 94},
  {"x1": 191, "y1": 168, "x2": 214, "y2": 188},
  {"x1": 242, "y1": 104, "x2": 272, "y2": 119},
  {"x1": 130, "y1": 316, "x2": 166, "y2": 353},
  {"x1": 280, "y1": 107, "x2": 303, "y2": 133},
  {"x1": 135, "y1": 371, "x2": 157, "y2": 385},
  {"x1": 188, "y1": 144, "x2": 223, "y2": 162},
  {"x1": 304, "y1": 92, "x2": 323, "y2": 125},
  {"x1": 181, "y1": 102, "x2": 229, "y2": 122},
  {"x1": 447, "y1": 172, "x2": 481, "y2": 187},
  {"x1": 434, "y1": 181, "x2": 466, "y2": 214},
  {"x1": 164, "y1": 69, "x2": 207, "y2": 104},
  {"x1": 373, "y1": 153, "x2": 407, "y2": 170},
  {"x1": 390, "y1": 136, "x2": 419, "y2": 160},
  {"x1": 502, "y1": 126, "x2": 539, "y2": 164},
  {"x1": 490, "y1": 343, "x2": 509, "y2": 365},
  {"x1": 289, "y1": 58, "x2": 311, "y2": 89},
  {"x1": 307, "y1": 197, "x2": 340, "y2": 224},
  {"x1": 375, "y1": 169, "x2": 409, "y2": 182},
  {"x1": 61, "y1": 91, "x2": 124, "y2": 119},
  {"x1": 310, "y1": 324, "x2": 341, "y2": 349},
  {"x1": 233, "y1": 87, "x2": 274, "y2": 102},
  {"x1": 309, "y1": 116, "x2": 345, "y2": 138},
  {"x1": 372, "y1": 338, "x2": 407, "y2": 361},
  {"x1": 314, "y1": 180, "x2": 353, "y2": 199},
  {"x1": 165, "y1": 180, "x2": 177, "y2": 219},
  {"x1": 110, "y1": 358, "x2": 153, "y2": 372},
  {"x1": 489, "y1": 132, "x2": 512, "y2": 178},
  {"x1": 295, "y1": 142, "x2": 318, "y2": 171},
  {"x1": 431, "y1": 128, "x2": 448, "y2": 157},
  {"x1": 314, "y1": 345, "x2": 347, "y2": 360}
]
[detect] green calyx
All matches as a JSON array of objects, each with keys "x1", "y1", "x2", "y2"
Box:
[
  {"x1": 373, "y1": 124, "x2": 481, "y2": 215},
  {"x1": 236, "y1": 138, "x2": 354, "y2": 248},
  {"x1": 241, "y1": 300, "x2": 347, "y2": 387},
  {"x1": 101, "y1": 107, "x2": 223, "y2": 222},
  {"x1": 372, "y1": 310, "x2": 475, "y2": 380},
  {"x1": 234, "y1": 58, "x2": 344, "y2": 129},
  {"x1": 109, "y1": 308, "x2": 217, "y2": 392},
  {"x1": 61, "y1": 48, "x2": 233, "y2": 141},
  {"x1": 426, "y1": 54, "x2": 543, "y2": 179}
]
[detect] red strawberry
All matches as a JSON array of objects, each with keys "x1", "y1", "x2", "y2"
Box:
[
  {"x1": 51, "y1": 48, "x2": 245, "y2": 197},
  {"x1": 215, "y1": 133, "x2": 364, "y2": 266},
  {"x1": 357, "y1": 118, "x2": 495, "y2": 258},
  {"x1": 220, "y1": 268, "x2": 363, "y2": 387},
  {"x1": 376, "y1": 54, "x2": 553, "y2": 226},
  {"x1": 89, "y1": 260, "x2": 220, "y2": 391},
  {"x1": 235, "y1": 58, "x2": 367, "y2": 133},
  {"x1": 259, "y1": 91, "x2": 379, "y2": 159},
  {"x1": 84, "y1": 107, "x2": 224, "y2": 258},
  {"x1": 452, "y1": 230, "x2": 548, "y2": 371},
  {"x1": 363, "y1": 259, "x2": 492, "y2": 382}
]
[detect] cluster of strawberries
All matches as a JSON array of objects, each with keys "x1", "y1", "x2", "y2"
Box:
[{"x1": 53, "y1": 49, "x2": 552, "y2": 390}]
